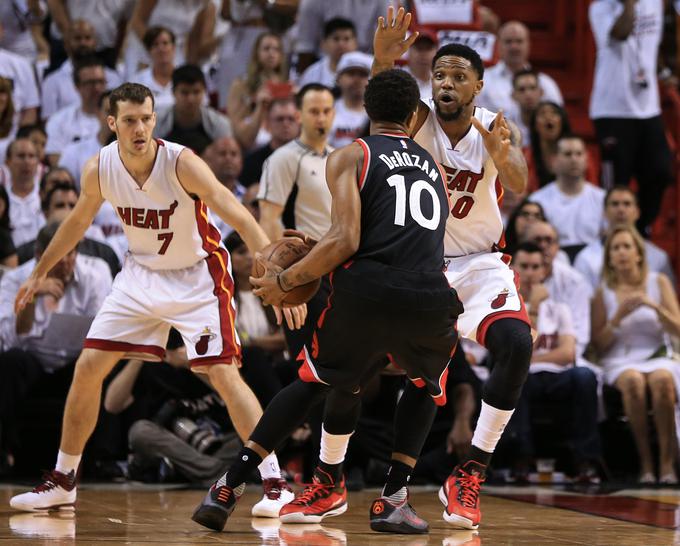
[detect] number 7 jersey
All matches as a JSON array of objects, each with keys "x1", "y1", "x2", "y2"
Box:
[
  {"x1": 414, "y1": 103, "x2": 503, "y2": 256},
  {"x1": 98, "y1": 139, "x2": 223, "y2": 270}
]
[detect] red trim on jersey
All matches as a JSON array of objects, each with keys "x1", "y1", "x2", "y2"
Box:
[
  {"x1": 297, "y1": 346, "x2": 329, "y2": 384},
  {"x1": 495, "y1": 177, "x2": 506, "y2": 248},
  {"x1": 155, "y1": 138, "x2": 165, "y2": 146},
  {"x1": 432, "y1": 366, "x2": 450, "y2": 406},
  {"x1": 316, "y1": 271, "x2": 335, "y2": 329},
  {"x1": 83, "y1": 338, "x2": 165, "y2": 360},
  {"x1": 475, "y1": 270, "x2": 530, "y2": 346},
  {"x1": 435, "y1": 160, "x2": 452, "y2": 211},
  {"x1": 379, "y1": 132, "x2": 410, "y2": 138},
  {"x1": 355, "y1": 138, "x2": 371, "y2": 191},
  {"x1": 409, "y1": 377, "x2": 426, "y2": 388},
  {"x1": 191, "y1": 354, "x2": 242, "y2": 368}
]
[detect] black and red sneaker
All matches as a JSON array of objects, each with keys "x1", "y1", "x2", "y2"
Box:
[
  {"x1": 279, "y1": 467, "x2": 347, "y2": 523},
  {"x1": 369, "y1": 487, "x2": 429, "y2": 534},
  {"x1": 192, "y1": 480, "x2": 245, "y2": 531},
  {"x1": 439, "y1": 460, "x2": 486, "y2": 530}
]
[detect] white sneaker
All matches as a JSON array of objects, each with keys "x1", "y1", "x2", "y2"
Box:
[
  {"x1": 251, "y1": 478, "x2": 295, "y2": 518},
  {"x1": 10, "y1": 470, "x2": 77, "y2": 512}
]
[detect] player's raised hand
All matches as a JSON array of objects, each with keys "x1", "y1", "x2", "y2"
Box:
[
  {"x1": 471, "y1": 111, "x2": 512, "y2": 168},
  {"x1": 373, "y1": 5, "x2": 419, "y2": 65}
]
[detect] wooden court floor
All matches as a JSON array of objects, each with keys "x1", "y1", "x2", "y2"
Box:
[{"x1": 1, "y1": 484, "x2": 679, "y2": 545}]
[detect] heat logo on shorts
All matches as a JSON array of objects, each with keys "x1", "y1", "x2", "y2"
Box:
[
  {"x1": 490, "y1": 288, "x2": 512, "y2": 309},
  {"x1": 193, "y1": 327, "x2": 217, "y2": 355}
]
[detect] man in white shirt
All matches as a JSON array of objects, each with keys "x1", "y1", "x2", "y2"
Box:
[
  {"x1": 5, "y1": 138, "x2": 44, "y2": 247},
  {"x1": 574, "y1": 185, "x2": 675, "y2": 290},
  {"x1": 529, "y1": 135, "x2": 606, "y2": 259},
  {"x1": 507, "y1": 242, "x2": 601, "y2": 483},
  {"x1": 478, "y1": 21, "x2": 562, "y2": 120},
  {"x1": 589, "y1": 0, "x2": 671, "y2": 235},
  {"x1": 0, "y1": 35, "x2": 40, "y2": 126},
  {"x1": 202, "y1": 137, "x2": 246, "y2": 239},
  {"x1": 524, "y1": 221, "x2": 592, "y2": 357},
  {"x1": 41, "y1": 19, "x2": 122, "y2": 120},
  {"x1": 45, "y1": 56, "x2": 106, "y2": 166},
  {"x1": 328, "y1": 51, "x2": 371, "y2": 148},
  {"x1": 298, "y1": 18, "x2": 357, "y2": 88},
  {"x1": 404, "y1": 27, "x2": 437, "y2": 102},
  {"x1": 509, "y1": 69, "x2": 543, "y2": 147}
]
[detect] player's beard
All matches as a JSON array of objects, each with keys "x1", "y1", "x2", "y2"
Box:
[{"x1": 435, "y1": 95, "x2": 474, "y2": 121}]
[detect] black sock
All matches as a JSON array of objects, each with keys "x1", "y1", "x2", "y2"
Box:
[
  {"x1": 223, "y1": 447, "x2": 262, "y2": 488},
  {"x1": 468, "y1": 445, "x2": 492, "y2": 467},
  {"x1": 383, "y1": 460, "x2": 413, "y2": 497},
  {"x1": 317, "y1": 461, "x2": 343, "y2": 484}
]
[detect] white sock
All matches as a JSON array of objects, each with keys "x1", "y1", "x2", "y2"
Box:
[
  {"x1": 471, "y1": 401, "x2": 515, "y2": 454},
  {"x1": 55, "y1": 450, "x2": 81, "y2": 475},
  {"x1": 319, "y1": 426, "x2": 353, "y2": 465},
  {"x1": 257, "y1": 452, "x2": 282, "y2": 480}
]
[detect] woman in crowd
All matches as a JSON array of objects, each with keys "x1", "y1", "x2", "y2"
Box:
[
  {"x1": 592, "y1": 225, "x2": 680, "y2": 484},
  {"x1": 226, "y1": 32, "x2": 289, "y2": 150},
  {"x1": 0, "y1": 77, "x2": 16, "y2": 166},
  {"x1": 131, "y1": 27, "x2": 177, "y2": 110},
  {"x1": 525, "y1": 101, "x2": 572, "y2": 191},
  {"x1": 504, "y1": 198, "x2": 547, "y2": 255},
  {"x1": 0, "y1": 185, "x2": 18, "y2": 269}
]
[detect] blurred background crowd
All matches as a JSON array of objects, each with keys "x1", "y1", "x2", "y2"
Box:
[{"x1": 1, "y1": 0, "x2": 680, "y2": 488}]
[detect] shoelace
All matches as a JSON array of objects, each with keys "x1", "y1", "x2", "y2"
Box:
[
  {"x1": 290, "y1": 481, "x2": 331, "y2": 506},
  {"x1": 33, "y1": 470, "x2": 62, "y2": 493},
  {"x1": 263, "y1": 479, "x2": 289, "y2": 500},
  {"x1": 457, "y1": 472, "x2": 483, "y2": 508}
]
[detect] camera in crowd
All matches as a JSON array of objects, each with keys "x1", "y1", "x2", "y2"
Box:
[{"x1": 154, "y1": 399, "x2": 224, "y2": 455}]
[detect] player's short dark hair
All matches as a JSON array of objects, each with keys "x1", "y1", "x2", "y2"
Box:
[
  {"x1": 512, "y1": 68, "x2": 539, "y2": 88},
  {"x1": 109, "y1": 83, "x2": 155, "y2": 117},
  {"x1": 364, "y1": 69, "x2": 420, "y2": 125},
  {"x1": 323, "y1": 17, "x2": 356, "y2": 39},
  {"x1": 432, "y1": 43, "x2": 484, "y2": 79},
  {"x1": 42, "y1": 182, "x2": 78, "y2": 213},
  {"x1": 143, "y1": 25, "x2": 176, "y2": 51},
  {"x1": 513, "y1": 241, "x2": 543, "y2": 259},
  {"x1": 72, "y1": 54, "x2": 105, "y2": 86},
  {"x1": 605, "y1": 184, "x2": 639, "y2": 207},
  {"x1": 172, "y1": 64, "x2": 206, "y2": 89},
  {"x1": 36, "y1": 221, "x2": 62, "y2": 254},
  {"x1": 295, "y1": 83, "x2": 333, "y2": 109}
]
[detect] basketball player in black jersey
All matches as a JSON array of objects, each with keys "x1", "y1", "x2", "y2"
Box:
[{"x1": 192, "y1": 69, "x2": 462, "y2": 534}]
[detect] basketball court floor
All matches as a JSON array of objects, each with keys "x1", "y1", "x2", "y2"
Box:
[{"x1": 1, "y1": 484, "x2": 679, "y2": 544}]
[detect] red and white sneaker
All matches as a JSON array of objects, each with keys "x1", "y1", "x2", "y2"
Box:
[
  {"x1": 251, "y1": 477, "x2": 295, "y2": 518},
  {"x1": 279, "y1": 468, "x2": 347, "y2": 523},
  {"x1": 439, "y1": 460, "x2": 486, "y2": 530},
  {"x1": 10, "y1": 470, "x2": 77, "y2": 512}
]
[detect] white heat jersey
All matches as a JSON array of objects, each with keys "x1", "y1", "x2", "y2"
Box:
[
  {"x1": 415, "y1": 104, "x2": 502, "y2": 256},
  {"x1": 98, "y1": 139, "x2": 221, "y2": 270}
]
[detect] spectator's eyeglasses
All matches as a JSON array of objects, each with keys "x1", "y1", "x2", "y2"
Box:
[
  {"x1": 532, "y1": 236, "x2": 556, "y2": 245},
  {"x1": 272, "y1": 116, "x2": 296, "y2": 123},
  {"x1": 518, "y1": 210, "x2": 541, "y2": 219},
  {"x1": 53, "y1": 201, "x2": 76, "y2": 209},
  {"x1": 79, "y1": 78, "x2": 106, "y2": 87}
]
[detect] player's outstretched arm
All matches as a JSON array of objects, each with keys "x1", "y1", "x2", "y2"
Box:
[
  {"x1": 15, "y1": 154, "x2": 104, "y2": 313},
  {"x1": 372, "y1": 6, "x2": 419, "y2": 76},
  {"x1": 250, "y1": 143, "x2": 363, "y2": 306},
  {"x1": 176, "y1": 149, "x2": 270, "y2": 253}
]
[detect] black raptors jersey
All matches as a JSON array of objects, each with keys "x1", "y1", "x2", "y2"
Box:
[{"x1": 352, "y1": 134, "x2": 449, "y2": 272}]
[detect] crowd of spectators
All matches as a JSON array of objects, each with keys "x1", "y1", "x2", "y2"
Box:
[{"x1": 0, "y1": 0, "x2": 679, "y2": 488}]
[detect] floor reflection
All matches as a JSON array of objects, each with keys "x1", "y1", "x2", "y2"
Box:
[{"x1": 9, "y1": 511, "x2": 76, "y2": 539}]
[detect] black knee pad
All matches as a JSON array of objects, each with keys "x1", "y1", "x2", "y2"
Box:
[{"x1": 483, "y1": 319, "x2": 533, "y2": 410}]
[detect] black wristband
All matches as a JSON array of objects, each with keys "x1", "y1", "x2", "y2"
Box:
[{"x1": 276, "y1": 272, "x2": 292, "y2": 293}]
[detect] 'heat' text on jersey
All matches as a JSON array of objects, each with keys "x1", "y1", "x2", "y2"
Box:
[
  {"x1": 117, "y1": 200, "x2": 178, "y2": 229},
  {"x1": 443, "y1": 166, "x2": 484, "y2": 194}
]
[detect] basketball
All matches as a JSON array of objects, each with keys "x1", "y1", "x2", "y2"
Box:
[{"x1": 251, "y1": 237, "x2": 321, "y2": 305}]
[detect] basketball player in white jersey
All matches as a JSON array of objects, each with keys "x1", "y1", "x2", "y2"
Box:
[
  {"x1": 368, "y1": 7, "x2": 533, "y2": 531},
  {"x1": 9, "y1": 83, "x2": 304, "y2": 517}
]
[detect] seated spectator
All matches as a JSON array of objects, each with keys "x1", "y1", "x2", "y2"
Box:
[
  {"x1": 529, "y1": 135, "x2": 605, "y2": 259},
  {"x1": 0, "y1": 29, "x2": 39, "y2": 127},
  {"x1": 226, "y1": 32, "x2": 289, "y2": 150},
  {"x1": 45, "y1": 55, "x2": 107, "y2": 166},
  {"x1": 0, "y1": 221, "x2": 112, "y2": 466},
  {"x1": 507, "y1": 243, "x2": 601, "y2": 483},
  {"x1": 39, "y1": 167, "x2": 79, "y2": 205},
  {"x1": 575, "y1": 186, "x2": 675, "y2": 291},
  {"x1": 240, "y1": 97, "x2": 300, "y2": 188},
  {"x1": 131, "y1": 26, "x2": 177, "y2": 110},
  {"x1": 201, "y1": 137, "x2": 246, "y2": 239},
  {"x1": 478, "y1": 21, "x2": 563, "y2": 119},
  {"x1": 328, "y1": 51, "x2": 371, "y2": 148},
  {"x1": 298, "y1": 18, "x2": 358, "y2": 88},
  {"x1": 0, "y1": 77, "x2": 15, "y2": 165},
  {"x1": 525, "y1": 221, "x2": 592, "y2": 357},
  {"x1": 15, "y1": 182, "x2": 120, "y2": 277},
  {"x1": 404, "y1": 28, "x2": 438, "y2": 102},
  {"x1": 40, "y1": 19, "x2": 122, "y2": 121},
  {"x1": 510, "y1": 69, "x2": 543, "y2": 147},
  {"x1": 0, "y1": 1, "x2": 48, "y2": 62},
  {"x1": 591, "y1": 225, "x2": 680, "y2": 484},
  {"x1": 4, "y1": 138, "x2": 44, "y2": 247},
  {"x1": 0, "y1": 185, "x2": 17, "y2": 269},
  {"x1": 154, "y1": 65, "x2": 233, "y2": 156},
  {"x1": 16, "y1": 124, "x2": 49, "y2": 174},
  {"x1": 526, "y1": 101, "x2": 571, "y2": 190},
  {"x1": 504, "y1": 198, "x2": 546, "y2": 255}
]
